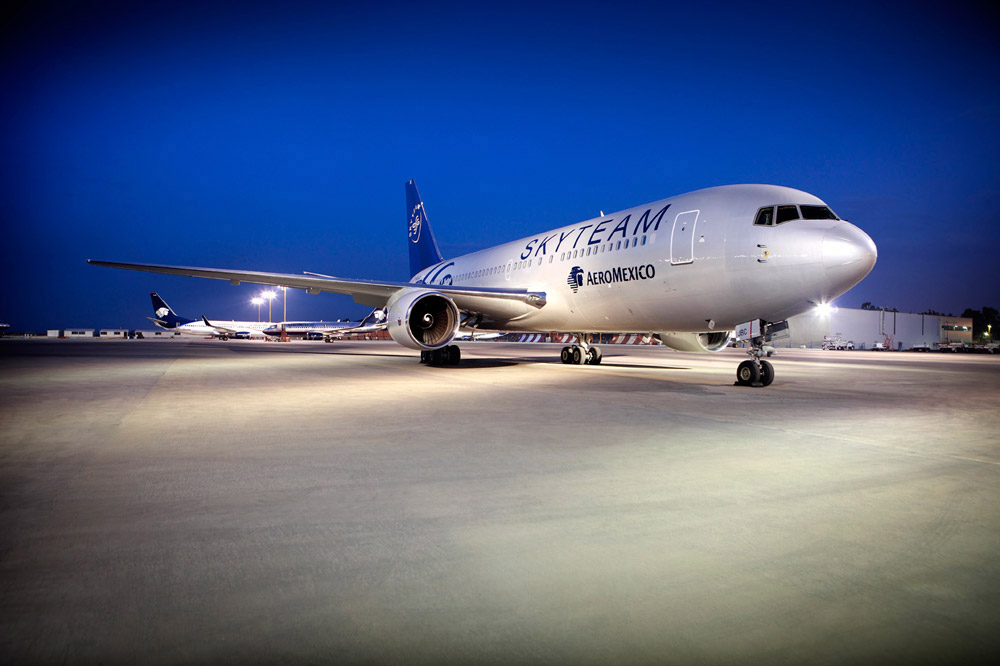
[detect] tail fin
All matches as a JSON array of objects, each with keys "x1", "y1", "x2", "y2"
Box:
[
  {"x1": 149, "y1": 292, "x2": 194, "y2": 329},
  {"x1": 360, "y1": 308, "x2": 387, "y2": 327},
  {"x1": 406, "y1": 179, "x2": 444, "y2": 276}
]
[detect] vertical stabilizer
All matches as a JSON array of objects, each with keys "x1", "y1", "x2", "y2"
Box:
[
  {"x1": 149, "y1": 292, "x2": 194, "y2": 328},
  {"x1": 406, "y1": 180, "x2": 444, "y2": 276}
]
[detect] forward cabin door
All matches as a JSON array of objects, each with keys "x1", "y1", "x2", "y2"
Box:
[{"x1": 670, "y1": 210, "x2": 699, "y2": 265}]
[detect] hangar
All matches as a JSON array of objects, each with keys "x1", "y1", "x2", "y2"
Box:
[{"x1": 777, "y1": 307, "x2": 972, "y2": 350}]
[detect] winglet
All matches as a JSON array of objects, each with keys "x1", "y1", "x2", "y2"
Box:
[{"x1": 406, "y1": 180, "x2": 444, "y2": 277}]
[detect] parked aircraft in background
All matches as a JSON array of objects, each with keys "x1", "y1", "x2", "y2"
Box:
[
  {"x1": 148, "y1": 293, "x2": 272, "y2": 339},
  {"x1": 262, "y1": 308, "x2": 387, "y2": 341},
  {"x1": 94, "y1": 180, "x2": 876, "y2": 386}
]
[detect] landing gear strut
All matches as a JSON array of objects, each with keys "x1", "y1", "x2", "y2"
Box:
[
  {"x1": 736, "y1": 324, "x2": 774, "y2": 387},
  {"x1": 420, "y1": 345, "x2": 461, "y2": 366},
  {"x1": 560, "y1": 335, "x2": 602, "y2": 365}
]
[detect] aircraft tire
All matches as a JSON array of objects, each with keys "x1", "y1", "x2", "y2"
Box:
[
  {"x1": 759, "y1": 360, "x2": 774, "y2": 386},
  {"x1": 587, "y1": 347, "x2": 602, "y2": 365},
  {"x1": 447, "y1": 345, "x2": 461, "y2": 365},
  {"x1": 571, "y1": 346, "x2": 583, "y2": 364},
  {"x1": 737, "y1": 360, "x2": 760, "y2": 386},
  {"x1": 560, "y1": 347, "x2": 572, "y2": 364}
]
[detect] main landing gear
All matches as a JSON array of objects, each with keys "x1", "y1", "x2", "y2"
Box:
[
  {"x1": 560, "y1": 335, "x2": 602, "y2": 365},
  {"x1": 420, "y1": 345, "x2": 461, "y2": 366},
  {"x1": 736, "y1": 331, "x2": 774, "y2": 387}
]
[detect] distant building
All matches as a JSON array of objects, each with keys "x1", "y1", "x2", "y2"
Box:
[
  {"x1": 134, "y1": 330, "x2": 181, "y2": 338},
  {"x1": 777, "y1": 308, "x2": 972, "y2": 350},
  {"x1": 63, "y1": 329, "x2": 95, "y2": 338}
]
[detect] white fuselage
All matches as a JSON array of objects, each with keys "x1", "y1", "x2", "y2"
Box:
[
  {"x1": 173, "y1": 320, "x2": 273, "y2": 338},
  {"x1": 409, "y1": 184, "x2": 876, "y2": 334}
]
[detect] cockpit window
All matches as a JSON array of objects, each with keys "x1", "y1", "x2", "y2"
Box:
[
  {"x1": 754, "y1": 203, "x2": 841, "y2": 226},
  {"x1": 775, "y1": 205, "x2": 799, "y2": 224},
  {"x1": 753, "y1": 206, "x2": 774, "y2": 226},
  {"x1": 799, "y1": 205, "x2": 839, "y2": 220}
]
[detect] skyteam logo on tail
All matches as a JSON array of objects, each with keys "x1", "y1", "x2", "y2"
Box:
[
  {"x1": 409, "y1": 203, "x2": 424, "y2": 243},
  {"x1": 567, "y1": 266, "x2": 584, "y2": 293}
]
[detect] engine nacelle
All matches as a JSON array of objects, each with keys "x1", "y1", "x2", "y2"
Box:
[
  {"x1": 654, "y1": 331, "x2": 732, "y2": 353},
  {"x1": 386, "y1": 289, "x2": 460, "y2": 350}
]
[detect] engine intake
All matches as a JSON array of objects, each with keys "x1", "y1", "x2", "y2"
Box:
[
  {"x1": 386, "y1": 289, "x2": 460, "y2": 350},
  {"x1": 655, "y1": 331, "x2": 731, "y2": 353}
]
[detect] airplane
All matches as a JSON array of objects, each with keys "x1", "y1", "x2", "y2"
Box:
[
  {"x1": 93, "y1": 180, "x2": 877, "y2": 386},
  {"x1": 147, "y1": 292, "x2": 273, "y2": 339},
  {"x1": 262, "y1": 308, "x2": 387, "y2": 341}
]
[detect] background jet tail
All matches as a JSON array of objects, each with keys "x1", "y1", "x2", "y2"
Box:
[
  {"x1": 405, "y1": 179, "x2": 444, "y2": 276},
  {"x1": 149, "y1": 292, "x2": 194, "y2": 328},
  {"x1": 359, "y1": 308, "x2": 387, "y2": 327}
]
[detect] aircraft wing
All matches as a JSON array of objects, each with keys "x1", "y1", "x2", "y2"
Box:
[{"x1": 88, "y1": 260, "x2": 547, "y2": 310}]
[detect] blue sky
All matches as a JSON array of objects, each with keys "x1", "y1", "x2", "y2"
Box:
[{"x1": 2, "y1": 1, "x2": 997, "y2": 329}]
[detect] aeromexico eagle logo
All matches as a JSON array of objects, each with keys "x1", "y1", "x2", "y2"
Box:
[
  {"x1": 155, "y1": 307, "x2": 170, "y2": 318},
  {"x1": 408, "y1": 203, "x2": 424, "y2": 243},
  {"x1": 567, "y1": 266, "x2": 584, "y2": 293}
]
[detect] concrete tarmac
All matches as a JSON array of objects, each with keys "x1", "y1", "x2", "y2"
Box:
[{"x1": 1, "y1": 339, "x2": 999, "y2": 664}]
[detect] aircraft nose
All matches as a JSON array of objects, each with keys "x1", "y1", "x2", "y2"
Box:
[{"x1": 822, "y1": 222, "x2": 877, "y2": 289}]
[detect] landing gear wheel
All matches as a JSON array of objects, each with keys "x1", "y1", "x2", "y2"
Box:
[
  {"x1": 560, "y1": 346, "x2": 572, "y2": 364},
  {"x1": 737, "y1": 360, "x2": 760, "y2": 386},
  {"x1": 759, "y1": 360, "x2": 774, "y2": 386},
  {"x1": 446, "y1": 345, "x2": 461, "y2": 365},
  {"x1": 586, "y1": 347, "x2": 602, "y2": 365},
  {"x1": 571, "y1": 346, "x2": 583, "y2": 365},
  {"x1": 420, "y1": 350, "x2": 430, "y2": 364}
]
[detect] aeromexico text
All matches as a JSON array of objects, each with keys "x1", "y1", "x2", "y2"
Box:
[{"x1": 585, "y1": 263, "x2": 655, "y2": 286}]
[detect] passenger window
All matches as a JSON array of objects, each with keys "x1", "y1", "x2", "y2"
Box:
[
  {"x1": 616, "y1": 241, "x2": 621, "y2": 250},
  {"x1": 776, "y1": 205, "x2": 799, "y2": 224},
  {"x1": 641, "y1": 236, "x2": 646, "y2": 245},
  {"x1": 754, "y1": 206, "x2": 774, "y2": 226}
]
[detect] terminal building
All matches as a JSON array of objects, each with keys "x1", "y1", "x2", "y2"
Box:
[{"x1": 776, "y1": 308, "x2": 972, "y2": 350}]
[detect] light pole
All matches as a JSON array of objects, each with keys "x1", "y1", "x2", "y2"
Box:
[
  {"x1": 263, "y1": 290, "x2": 276, "y2": 322},
  {"x1": 281, "y1": 286, "x2": 288, "y2": 342},
  {"x1": 251, "y1": 297, "x2": 263, "y2": 322}
]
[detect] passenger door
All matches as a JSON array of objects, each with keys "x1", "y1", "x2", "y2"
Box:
[{"x1": 670, "y1": 210, "x2": 699, "y2": 265}]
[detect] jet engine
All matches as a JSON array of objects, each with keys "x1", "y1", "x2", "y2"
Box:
[
  {"x1": 386, "y1": 289, "x2": 460, "y2": 350},
  {"x1": 654, "y1": 331, "x2": 731, "y2": 353}
]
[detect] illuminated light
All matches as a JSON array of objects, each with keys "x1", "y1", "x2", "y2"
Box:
[{"x1": 815, "y1": 302, "x2": 838, "y2": 316}]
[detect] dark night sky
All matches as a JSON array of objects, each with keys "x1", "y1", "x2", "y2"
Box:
[{"x1": 1, "y1": 1, "x2": 998, "y2": 330}]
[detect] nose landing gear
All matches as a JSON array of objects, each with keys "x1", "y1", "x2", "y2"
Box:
[{"x1": 736, "y1": 331, "x2": 775, "y2": 387}]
